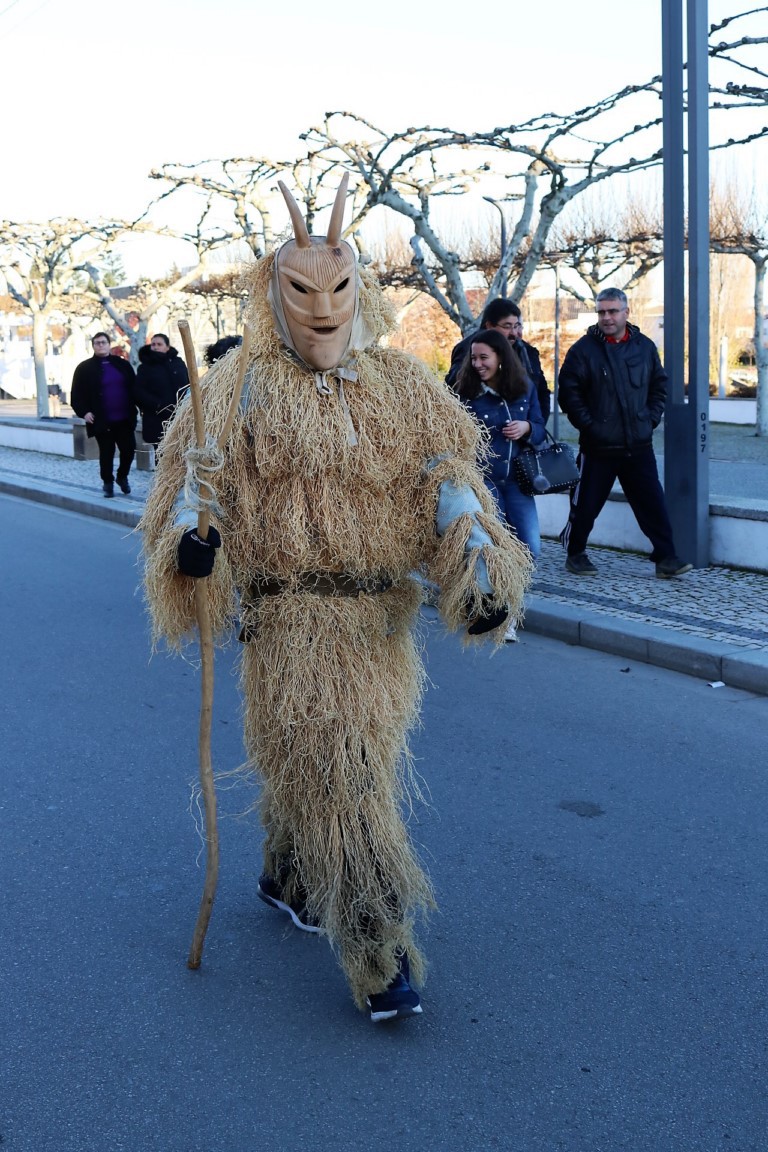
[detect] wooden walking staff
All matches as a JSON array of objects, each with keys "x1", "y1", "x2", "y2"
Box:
[{"x1": 176, "y1": 318, "x2": 252, "y2": 970}]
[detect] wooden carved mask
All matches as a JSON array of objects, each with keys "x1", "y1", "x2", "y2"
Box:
[{"x1": 275, "y1": 175, "x2": 357, "y2": 372}]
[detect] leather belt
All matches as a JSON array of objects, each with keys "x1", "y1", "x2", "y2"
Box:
[{"x1": 249, "y1": 572, "x2": 393, "y2": 599}]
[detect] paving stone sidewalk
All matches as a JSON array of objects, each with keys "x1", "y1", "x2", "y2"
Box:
[
  {"x1": 0, "y1": 442, "x2": 156, "y2": 502},
  {"x1": 2, "y1": 442, "x2": 767, "y2": 694},
  {"x1": 534, "y1": 540, "x2": 768, "y2": 651}
]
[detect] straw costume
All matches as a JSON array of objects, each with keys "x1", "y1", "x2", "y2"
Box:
[{"x1": 141, "y1": 178, "x2": 533, "y2": 1020}]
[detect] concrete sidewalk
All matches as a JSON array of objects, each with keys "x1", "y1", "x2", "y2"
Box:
[{"x1": 1, "y1": 441, "x2": 767, "y2": 696}]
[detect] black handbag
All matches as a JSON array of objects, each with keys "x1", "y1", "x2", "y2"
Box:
[{"x1": 513, "y1": 431, "x2": 580, "y2": 495}]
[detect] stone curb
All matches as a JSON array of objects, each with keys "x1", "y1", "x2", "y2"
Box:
[
  {"x1": 523, "y1": 597, "x2": 768, "y2": 696},
  {"x1": 0, "y1": 473, "x2": 142, "y2": 529},
  {"x1": 2, "y1": 471, "x2": 767, "y2": 698}
]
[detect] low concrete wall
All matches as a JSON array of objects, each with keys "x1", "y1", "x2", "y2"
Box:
[
  {"x1": 710, "y1": 399, "x2": 756, "y2": 425},
  {"x1": 709, "y1": 500, "x2": 768, "y2": 570},
  {"x1": 0, "y1": 418, "x2": 74, "y2": 455},
  {"x1": 0, "y1": 417, "x2": 154, "y2": 470},
  {"x1": 536, "y1": 490, "x2": 768, "y2": 573}
]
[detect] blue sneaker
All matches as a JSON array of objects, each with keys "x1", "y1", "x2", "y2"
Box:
[
  {"x1": 366, "y1": 954, "x2": 423, "y2": 1022},
  {"x1": 257, "y1": 873, "x2": 320, "y2": 933}
]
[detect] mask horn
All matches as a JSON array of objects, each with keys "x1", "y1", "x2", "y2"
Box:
[
  {"x1": 326, "y1": 173, "x2": 349, "y2": 247},
  {"x1": 278, "y1": 180, "x2": 311, "y2": 249}
]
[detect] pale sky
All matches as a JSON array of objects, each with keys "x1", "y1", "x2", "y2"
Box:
[{"x1": 2, "y1": 0, "x2": 763, "y2": 275}]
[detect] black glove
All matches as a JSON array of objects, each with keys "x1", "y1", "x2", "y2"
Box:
[
  {"x1": 177, "y1": 527, "x2": 222, "y2": 578},
  {"x1": 466, "y1": 595, "x2": 510, "y2": 636}
]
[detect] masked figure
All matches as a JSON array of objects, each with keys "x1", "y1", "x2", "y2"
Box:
[{"x1": 141, "y1": 176, "x2": 532, "y2": 1021}]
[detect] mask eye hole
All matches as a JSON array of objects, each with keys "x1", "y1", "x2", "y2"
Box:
[
  {"x1": 334, "y1": 278, "x2": 349, "y2": 293},
  {"x1": 291, "y1": 281, "x2": 308, "y2": 294}
]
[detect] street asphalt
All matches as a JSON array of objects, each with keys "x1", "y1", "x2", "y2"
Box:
[{"x1": 3, "y1": 497, "x2": 767, "y2": 1152}]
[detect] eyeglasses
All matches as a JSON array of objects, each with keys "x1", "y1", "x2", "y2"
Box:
[{"x1": 596, "y1": 308, "x2": 625, "y2": 317}]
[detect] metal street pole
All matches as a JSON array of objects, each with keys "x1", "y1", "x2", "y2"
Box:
[
  {"x1": 662, "y1": 0, "x2": 710, "y2": 567},
  {"x1": 686, "y1": 0, "x2": 711, "y2": 567},
  {"x1": 662, "y1": 0, "x2": 685, "y2": 406}
]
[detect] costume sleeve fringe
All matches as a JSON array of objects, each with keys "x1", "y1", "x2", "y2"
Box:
[
  {"x1": 429, "y1": 510, "x2": 534, "y2": 646},
  {"x1": 142, "y1": 524, "x2": 238, "y2": 652},
  {"x1": 139, "y1": 395, "x2": 238, "y2": 651}
]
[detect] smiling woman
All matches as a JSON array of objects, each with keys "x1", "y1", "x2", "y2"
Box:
[{"x1": 456, "y1": 327, "x2": 547, "y2": 608}]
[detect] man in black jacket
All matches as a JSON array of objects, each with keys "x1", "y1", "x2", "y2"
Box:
[
  {"x1": 511, "y1": 313, "x2": 551, "y2": 424},
  {"x1": 70, "y1": 332, "x2": 138, "y2": 497},
  {"x1": 558, "y1": 288, "x2": 691, "y2": 578},
  {"x1": 135, "y1": 333, "x2": 190, "y2": 448},
  {"x1": 445, "y1": 298, "x2": 551, "y2": 422}
]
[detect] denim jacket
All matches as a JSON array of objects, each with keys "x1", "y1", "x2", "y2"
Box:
[{"x1": 464, "y1": 384, "x2": 546, "y2": 483}]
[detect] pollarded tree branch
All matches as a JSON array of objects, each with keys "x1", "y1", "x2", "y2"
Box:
[
  {"x1": 135, "y1": 9, "x2": 764, "y2": 336},
  {"x1": 0, "y1": 217, "x2": 129, "y2": 414}
]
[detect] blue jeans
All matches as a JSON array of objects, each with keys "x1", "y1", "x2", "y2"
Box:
[{"x1": 484, "y1": 476, "x2": 541, "y2": 560}]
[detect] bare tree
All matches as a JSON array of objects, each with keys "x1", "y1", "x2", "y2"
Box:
[
  {"x1": 182, "y1": 255, "x2": 249, "y2": 341},
  {"x1": 362, "y1": 220, "x2": 509, "y2": 295},
  {"x1": 708, "y1": 7, "x2": 768, "y2": 112},
  {"x1": 547, "y1": 195, "x2": 665, "y2": 304},
  {"x1": 709, "y1": 250, "x2": 754, "y2": 387},
  {"x1": 146, "y1": 155, "x2": 334, "y2": 259},
  {"x1": 386, "y1": 289, "x2": 460, "y2": 375},
  {"x1": 76, "y1": 222, "x2": 233, "y2": 367},
  {"x1": 710, "y1": 183, "x2": 768, "y2": 434},
  {"x1": 296, "y1": 12, "x2": 764, "y2": 333},
  {"x1": 0, "y1": 218, "x2": 123, "y2": 416},
  {"x1": 130, "y1": 11, "x2": 764, "y2": 346}
]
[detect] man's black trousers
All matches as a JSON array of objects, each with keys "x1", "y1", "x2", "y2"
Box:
[
  {"x1": 94, "y1": 422, "x2": 136, "y2": 485},
  {"x1": 562, "y1": 445, "x2": 677, "y2": 562}
]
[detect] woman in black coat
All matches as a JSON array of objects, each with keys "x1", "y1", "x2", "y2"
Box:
[{"x1": 135, "y1": 334, "x2": 190, "y2": 446}]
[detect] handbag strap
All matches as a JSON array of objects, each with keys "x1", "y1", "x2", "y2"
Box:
[{"x1": 528, "y1": 429, "x2": 558, "y2": 455}]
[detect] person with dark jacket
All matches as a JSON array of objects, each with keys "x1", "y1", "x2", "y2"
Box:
[
  {"x1": 70, "y1": 332, "x2": 138, "y2": 497},
  {"x1": 558, "y1": 287, "x2": 691, "y2": 579},
  {"x1": 205, "y1": 334, "x2": 242, "y2": 365},
  {"x1": 446, "y1": 298, "x2": 551, "y2": 422},
  {"x1": 135, "y1": 334, "x2": 190, "y2": 447},
  {"x1": 456, "y1": 327, "x2": 546, "y2": 641},
  {"x1": 512, "y1": 317, "x2": 551, "y2": 425}
]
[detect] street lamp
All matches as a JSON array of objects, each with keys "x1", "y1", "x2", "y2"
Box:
[
  {"x1": 483, "y1": 196, "x2": 508, "y2": 298},
  {"x1": 553, "y1": 262, "x2": 561, "y2": 438}
]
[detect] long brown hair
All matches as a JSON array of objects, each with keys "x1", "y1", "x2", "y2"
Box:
[{"x1": 456, "y1": 329, "x2": 529, "y2": 403}]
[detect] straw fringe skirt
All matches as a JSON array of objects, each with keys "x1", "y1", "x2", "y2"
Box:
[{"x1": 240, "y1": 582, "x2": 433, "y2": 1008}]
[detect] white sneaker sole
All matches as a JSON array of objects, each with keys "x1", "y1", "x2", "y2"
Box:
[
  {"x1": 257, "y1": 885, "x2": 321, "y2": 933},
  {"x1": 367, "y1": 1002, "x2": 423, "y2": 1022}
]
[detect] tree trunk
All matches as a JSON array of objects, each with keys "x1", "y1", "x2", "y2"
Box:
[
  {"x1": 754, "y1": 257, "x2": 768, "y2": 437},
  {"x1": 32, "y1": 309, "x2": 49, "y2": 419},
  {"x1": 128, "y1": 319, "x2": 148, "y2": 370}
]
